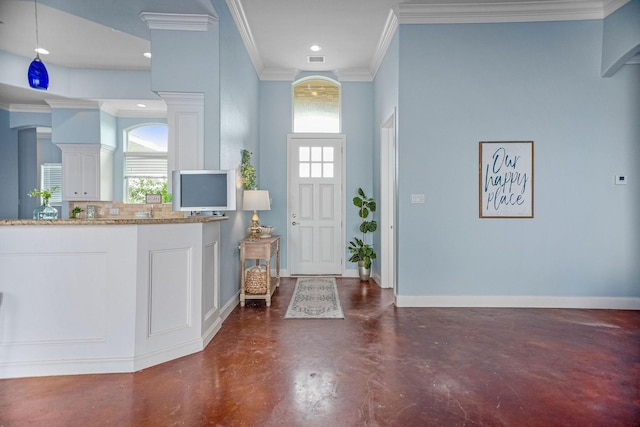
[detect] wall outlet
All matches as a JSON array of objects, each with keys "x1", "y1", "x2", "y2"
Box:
[{"x1": 109, "y1": 208, "x2": 119, "y2": 215}]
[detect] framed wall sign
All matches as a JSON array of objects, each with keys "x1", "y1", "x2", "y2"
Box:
[{"x1": 479, "y1": 141, "x2": 534, "y2": 218}]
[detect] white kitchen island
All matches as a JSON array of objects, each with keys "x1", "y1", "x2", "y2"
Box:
[{"x1": 0, "y1": 217, "x2": 226, "y2": 379}]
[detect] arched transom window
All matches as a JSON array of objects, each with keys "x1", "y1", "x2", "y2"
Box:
[{"x1": 293, "y1": 77, "x2": 340, "y2": 133}]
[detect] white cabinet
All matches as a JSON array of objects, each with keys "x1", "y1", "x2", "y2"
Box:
[{"x1": 57, "y1": 144, "x2": 114, "y2": 201}]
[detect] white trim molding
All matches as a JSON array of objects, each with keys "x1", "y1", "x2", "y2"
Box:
[
  {"x1": 603, "y1": 0, "x2": 632, "y2": 16},
  {"x1": 45, "y1": 99, "x2": 101, "y2": 110},
  {"x1": 334, "y1": 68, "x2": 374, "y2": 82},
  {"x1": 395, "y1": 0, "x2": 630, "y2": 24},
  {"x1": 260, "y1": 67, "x2": 299, "y2": 81},
  {"x1": 6, "y1": 104, "x2": 51, "y2": 114},
  {"x1": 226, "y1": 0, "x2": 264, "y2": 75},
  {"x1": 139, "y1": 13, "x2": 218, "y2": 31},
  {"x1": 370, "y1": 9, "x2": 399, "y2": 80},
  {"x1": 395, "y1": 295, "x2": 640, "y2": 310}
]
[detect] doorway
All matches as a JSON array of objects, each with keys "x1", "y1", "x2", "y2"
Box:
[
  {"x1": 287, "y1": 134, "x2": 345, "y2": 275},
  {"x1": 380, "y1": 111, "x2": 397, "y2": 293}
]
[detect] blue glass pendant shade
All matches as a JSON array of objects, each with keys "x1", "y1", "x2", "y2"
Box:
[{"x1": 28, "y1": 56, "x2": 49, "y2": 90}]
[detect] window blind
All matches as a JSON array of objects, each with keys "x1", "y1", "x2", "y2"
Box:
[
  {"x1": 124, "y1": 156, "x2": 168, "y2": 178},
  {"x1": 41, "y1": 163, "x2": 62, "y2": 205}
]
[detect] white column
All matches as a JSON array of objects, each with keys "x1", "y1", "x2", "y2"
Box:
[{"x1": 159, "y1": 92, "x2": 205, "y2": 181}]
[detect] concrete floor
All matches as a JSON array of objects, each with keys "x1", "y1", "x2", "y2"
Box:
[{"x1": 1, "y1": 277, "x2": 639, "y2": 426}]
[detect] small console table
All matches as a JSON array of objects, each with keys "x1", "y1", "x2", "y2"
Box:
[{"x1": 239, "y1": 235, "x2": 280, "y2": 307}]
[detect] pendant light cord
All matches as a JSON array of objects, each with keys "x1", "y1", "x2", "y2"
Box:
[{"x1": 34, "y1": 0, "x2": 40, "y2": 59}]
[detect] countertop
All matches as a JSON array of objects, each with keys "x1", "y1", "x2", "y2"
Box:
[{"x1": 0, "y1": 216, "x2": 229, "y2": 226}]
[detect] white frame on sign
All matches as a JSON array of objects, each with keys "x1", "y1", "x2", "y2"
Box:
[{"x1": 479, "y1": 141, "x2": 534, "y2": 218}]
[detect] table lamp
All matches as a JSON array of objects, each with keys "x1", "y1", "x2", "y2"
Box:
[{"x1": 243, "y1": 190, "x2": 270, "y2": 239}]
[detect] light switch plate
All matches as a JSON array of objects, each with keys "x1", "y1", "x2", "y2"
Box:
[
  {"x1": 411, "y1": 194, "x2": 425, "y2": 203},
  {"x1": 615, "y1": 175, "x2": 627, "y2": 185},
  {"x1": 145, "y1": 194, "x2": 162, "y2": 203}
]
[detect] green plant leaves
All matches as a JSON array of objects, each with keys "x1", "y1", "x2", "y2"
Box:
[
  {"x1": 348, "y1": 187, "x2": 377, "y2": 268},
  {"x1": 241, "y1": 149, "x2": 257, "y2": 190}
]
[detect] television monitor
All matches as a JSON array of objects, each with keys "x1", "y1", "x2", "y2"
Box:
[{"x1": 172, "y1": 169, "x2": 236, "y2": 213}]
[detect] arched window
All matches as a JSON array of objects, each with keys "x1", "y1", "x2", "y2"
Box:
[
  {"x1": 293, "y1": 77, "x2": 340, "y2": 133},
  {"x1": 124, "y1": 124, "x2": 169, "y2": 203}
]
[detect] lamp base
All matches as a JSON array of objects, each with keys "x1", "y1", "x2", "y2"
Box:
[{"x1": 248, "y1": 211, "x2": 262, "y2": 239}]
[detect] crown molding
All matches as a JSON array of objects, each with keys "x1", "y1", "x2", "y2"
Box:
[
  {"x1": 4, "y1": 104, "x2": 51, "y2": 114},
  {"x1": 333, "y1": 69, "x2": 374, "y2": 82},
  {"x1": 98, "y1": 103, "x2": 119, "y2": 116},
  {"x1": 626, "y1": 53, "x2": 640, "y2": 65},
  {"x1": 45, "y1": 100, "x2": 101, "y2": 110},
  {"x1": 226, "y1": 0, "x2": 264, "y2": 76},
  {"x1": 603, "y1": 0, "x2": 631, "y2": 16},
  {"x1": 157, "y1": 92, "x2": 204, "y2": 108},
  {"x1": 36, "y1": 127, "x2": 52, "y2": 138},
  {"x1": 370, "y1": 9, "x2": 399, "y2": 80},
  {"x1": 139, "y1": 13, "x2": 218, "y2": 31},
  {"x1": 97, "y1": 103, "x2": 165, "y2": 118},
  {"x1": 259, "y1": 68, "x2": 299, "y2": 81},
  {"x1": 396, "y1": 0, "x2": 621, "y2": 24},
  {"x1": 114, "y1": 109, "x2": 167, "y2": 118}
]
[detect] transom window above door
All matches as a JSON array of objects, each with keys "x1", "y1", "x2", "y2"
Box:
[
  {"x1": 292, "y1": 77, "x2": 341, "y2": 133},
  {"x1": 298, "y1": 146, "x2": 334, "y2": 178}
]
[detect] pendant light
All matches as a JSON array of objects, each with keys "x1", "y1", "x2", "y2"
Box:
[{"x1": 28, "y1": 0, "x2": 49, "y2": 90}]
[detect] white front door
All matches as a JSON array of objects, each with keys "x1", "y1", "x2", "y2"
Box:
[{"x1": 288, "y1": 134, "x2": 344, "y2": 275}]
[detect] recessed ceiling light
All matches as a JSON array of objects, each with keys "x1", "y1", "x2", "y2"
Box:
[
  {"x1": 143, "y1": 52, "x2": 151, "y2": 58},
  {"x1": 35, "y1": 47, "x2": 49, "y2": 55},
  {"x1": 310, "y1": 45, "x2": 322, "y2": 52},
  {"x1": 136, "y1": 103, "x2": 147, "y2": 108}
]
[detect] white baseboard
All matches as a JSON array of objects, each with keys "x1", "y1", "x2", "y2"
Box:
[
  {"x1": 343, "y1": 268, "x2": 358, "y2": 278},
  {"x1": 220, "y1": 290, "x2": 240, "y2": 321},
  {"x1": 134, "y1": 339, "x2": 204, "y2": 372},
  {"x1": 0, "y1": 356, "x2": 135, "y2": 379},
  {"x1": 395, "y1": 295, "x2": 640, "y2": 310}
]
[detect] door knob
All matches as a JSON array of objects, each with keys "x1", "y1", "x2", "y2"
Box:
[{"x1": 292, "y1": 222, "x2": 298, "y2": 226}]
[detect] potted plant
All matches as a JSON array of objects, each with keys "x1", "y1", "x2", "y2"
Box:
[
  {"x1": 28, "y1": 186, "x2": 60, "y2": 220},
  {"x1": 241, "y1": 149, "x2": 257, "y2": 190},
  {"x1": 70, "y1": 206, "x2": 83, "y2": 219},
  {"x1": 347, "y1": 187, "x2": 377, "y2": 281}
]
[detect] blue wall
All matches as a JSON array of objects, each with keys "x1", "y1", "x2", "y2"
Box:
[
  {"x1": 257, "y1": 80, "x2": 292, "y2": 267},
  {"x1": 395, "y1": 19, "x2": 640, "y2": 298},
  {"x1": 373, "y1": 31, "x2": 399, "y2": 276},
  {"x1": 0, "y1": 109, "x2": 18, "y2": 219},
  {"x1": 257, "y1": 77, "x2": 375, "y2": 271},
  {"x1": 214, "y1": 0, "x2": 261, "y2": 305}
]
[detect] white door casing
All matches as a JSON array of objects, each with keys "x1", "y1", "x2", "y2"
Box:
[
  {"x1": 287, "y1": 134, "x2": 345, "y2": 275},
  {"x1": 380, "y1": 111, "x2": 397, "y2": 292}
]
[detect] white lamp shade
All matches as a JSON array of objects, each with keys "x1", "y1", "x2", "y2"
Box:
[{"x1": 243, "y1": 190, "x2": 270, "y2": 211}]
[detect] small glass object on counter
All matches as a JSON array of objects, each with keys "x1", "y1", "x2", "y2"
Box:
[
  {"x1": 86, "y1": 205, "x2": 96, "y2": 220},
  {"x1": 33, "y1": 202, "x2": 58, "y2": 220}
]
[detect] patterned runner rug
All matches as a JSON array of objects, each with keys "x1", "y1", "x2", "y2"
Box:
[{"x1": 284, "y1": 277, "x2": 344, "y2": 319}]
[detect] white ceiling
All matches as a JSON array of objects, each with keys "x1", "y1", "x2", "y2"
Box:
[{"x1": 0, "y1": 0, "x2": 630, "y2": 114}]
